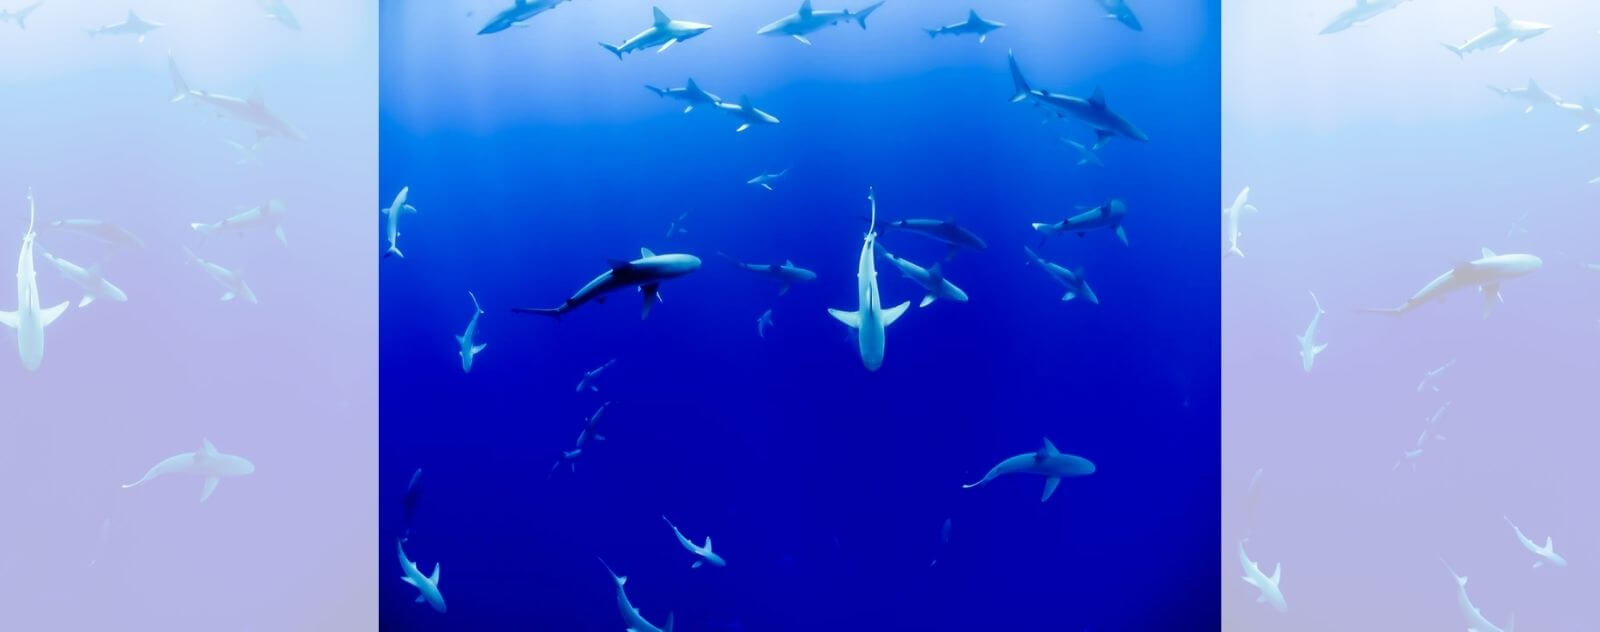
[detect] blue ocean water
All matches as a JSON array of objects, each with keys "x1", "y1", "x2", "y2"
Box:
[{"x1": 381, "y1": 1, "x2": 1218, "y2": 629}]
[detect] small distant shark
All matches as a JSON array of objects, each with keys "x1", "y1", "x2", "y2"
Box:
[
  {"x1": 874, "y1": 242, "x2": 968, "y2": 308},
  {"x1": 1506, "y1": 211, "x2": 1531, "y2": 238},
  {"x1": 1442, "y1": 7, "x2": 1550, "y2": 59},
  {"x1": 1008, "y1": 50, "x2": 1148, "y2": 150},
  {"x1": 456, "y1": 291, "x2": 487, "y2": 373},
  {"x1": 1416, "y1": 359, "x2": 1454, "y2": 392},
  {"x1": 478, "y1": 0, "x2": 570, "y2": 35},
  {"x1": 122, "y1": 438, "x2": 255, "y2": 502},
  {"x1": 257, "y1": 0, "x2": 300, "y2": 31},
  {"x1": 398, "y1": 538, "x2": 446, "y2": 613},
  {"x1": 963, "y1": 437, "x2": 1095, "y2": 502},
  {"x1": 663, "y1": 515, "x2": 726, "y2": 568},
  {"x1": 1238, "y1": 538, "x2": 1287, "y2": 613},
  {"x1": 169, "y1": 55, "x2": 306, "y2": 142},
  {"x1": 40, "y1": 248, "x2": 127, "y2": 308},
  {"x1": 575, "y1": 401, "x2": 609, "y2": 448},
  {"x1": 747, "y1": 168, "x2": 790, "y2": 190},
  {"x1": 1023, "y1": 245, "x2": 1098, "y2": 304},
  {"x1": 402, "y1": 468, "x2": 424, "y2": 533},
  {"x1": 1093, "y1": 0, "x2": 1142, "y2": 32},
  {"x1": 576, "y1": 358, "x2": 616, "y2": 392},
  {"x1": 598, "y1": 559, "x2": 675, "y2": 632},
  {"x1": 1440, "y1": 558, "x2": 1514, "y2": 632},
  {"x1": 924, "y1": 10, "x2": 1003, "y2": 43},
  {"x1": 929, "y1": 518, "x2": 952, "y2": 567},
  {"x1": 599, "y1": 7, "x2": 711, "y2": 59},
  {"x1": 1297, "y1": 291, "x2": 1328, "y2": 373},
  {"x1": 0, "y1": 189, "x2": 69, "y2": 371},
  {"x1": 756, "y1": 308, "x2": 774, "y2": 339},
  {"x1": 0, "y1": 1, "x2": 44, "y2": 29},
  {"x1": 1423, "y1": 401, "x2": 1449, "y2": 441},
  {"x1": 884, "y1": 218, "x2": 987, "y2": 259},
  {"x1": 1487, "y1": 79, "x2": 1561, "y2": 114},
  {"x1": 513, "y1": 247, "x2": 701, "y2": 319},
  {"x1": 549, "y1": 448, "x2": 584, "y2": 477},
  {"x1": 666, "y1": 212, "x2": 689, "y2": 239},
  {"x1": 719, "y1": 252, "x2": 817, "y2": 295},
  {"x1": 382, "y1": 186, "x2": 417, "y2": 259},
  {"x1": 86, "y1": 10, "x2": 162, "y2": 43},
  {"x1": 1222, "y1": 186, "x2": 1257, "y2": 258},
  {"x1": 1062, "y1": 138, "x2": 1103, "y2": 167},
  {"x1": 1032, "y1": 198, "x2": 1129, "y2": 245},
  {"x1": 181, "y1": 246, "x2": 257, "y2": 304},
  {"x1": 757, "y1": 0, "x2": 884, "y2": 46},
  {"x1": 222, "y1": 139, "x2": 262, "y2": 166},
  {"x1": 715, "y1": 96, "x2": 781, "y2": 133},
  {"x1": 191, "y1": 200, "x2": 288, "y2": 246},
  {"x1": 645, "y1": 79, "x2": 722, "y2": 114},
  {"x1": 1319, "y1": 0, "x2": 1409, "y2": 35},
  {"x1": 47, "y1": 219, "x2": 144, "y2": 251},
  {"x1": 1556, "y1": 99, "x2": 1600, "y2": 133},
  {"x1": 1360, "y1": 247, "x2": 1541, "y2": 319},
  {"x1": 828, "y1": 188, "x2": 910, "y2": 371},
  {"x1": 1504, "y1": 516, "x2": 1566, "y2": 569},
  {"x1": 1392, "y1": 428, "x2": 1428, "y2": 472}
]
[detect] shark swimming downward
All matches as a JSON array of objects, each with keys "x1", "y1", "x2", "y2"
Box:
[
  {"x1": 0, "y1": 189, "x2": 70, "y2": 371},
  {"x1": 827, "y1": 187, "x2": 910, "y2": 371}
]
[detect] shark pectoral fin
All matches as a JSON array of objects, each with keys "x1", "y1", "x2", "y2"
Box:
[
  {"x1": 79, "y1": 294, "x2": 96, "y2": 308},
  {"x1": 1114, "y1": 225, "x2": 1129, "y2": 246},
  {"x1": 471, "y1": 343, "x2": 487, "y2": 356},
  {"x1": 683, "y1": 105, "x2": 694, "y2": 114},
  {"x1": 1533, "y1": 560, "x2": 1544, "y2": 569},
  {"x1": 778, "y1": 282, "x2": 790, "y2": 296},
  {"x1": 0, "y1": 309, "x2": 18, "y2": 329},
  {"x1": 691, "y1": 560, "x2": 704, "y2": 569},
  {"x1": 1312, "y1": 343, "x2": 1328, "y2": 355},
  {"x1": 792, "y1": 34, "x2": 811, "y2": 45},
  {"x1": 761, "y1": 183, "x2": 773, "y2": 191},
  {"x1": 1092, "y1": 130, "x2": 1114, "y2": 151},
  {"x1": 736, "y1": 123, "x2": 751, "y2": 133},
  {"x1": 881, "y1": 301, "x2": 911, "y2": 327},
  {"x1": 640, "y1": 283, "x2": 661, "y2": 319},
  {"x1": 1062, "y1": 291, "x2": 1077, "y2": 302},
  {"x1": 40, "y1": 301, "x2": 68, "y2": 327},
  {"x1": 1498, "y1": 39, "x2": 1517, "y2": 54},
  {"x1": 657, "y1": 38, "x2": 678, "y2": 53},
  {"x1": 414, "y1": 595, "x2": 426, "y2": 603},
  {"x1": 402, "y1": 204, "x2": 417, "y2": 215},
  {"x1": 221, "y1": 292, "x2": 237, "y2": 302},
  {"x1": 919, "y1": 294, "x2": 936, "y2": 308},
  {"x1": 200, "y1": 476, "x2": 220, "y2": 502},
  {"x1": 274, "y1": 225, "x2": 287, "y2": 246},
  {"x1": 828, "y1": 308, "x2": 861, "y2": 329},
  {"x1": 1270, "y1": 563, "x2": 1280, "y2": 584},
  {"x1": 1040, "y1": 476, "x2": 1060, "y2": 502},
  {"x1": 400, "y1": 576, "x2": 418, "y2": 587}
]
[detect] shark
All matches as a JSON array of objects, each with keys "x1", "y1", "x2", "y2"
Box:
[
  {"x1": 827, "y1": 188, "x2": 911, "y2": 371},
  {"x1": 1556, "y1": 99, "x2": 1600, "y2": 133},
  {"x1": 1008, "y1": 50, "x2": 1148, "y2": 149},
  {"x1": 1442, "y1": 7, "x2": 1550, "y2": 59},
  {"x1": 883, "y1": 218, "x2": 987, "y2": 258},
  {"x1": 1319, "y1": 0, "x2": 1410, "y2": 35},
  {"x1": 513, "y1": 247, "x2": 701, "y2": 320},
  {"x1": 122, "y1": 438, "x2": 255, "y2": 502},
  {"x1": 575, "y1": 401, "x2": 610, "y2": 448},
  {"x1": 398, "y1": 538, "x2": 446, "y2": 613},
  {"x1": 549, "y1": 447, "x2": 584, "y2": 477},
  {"x1": 1360, "y1": 248, "x2": 1541, "y2": 319},
  {"x1": 663, "y1": 515, "x2": 726, "y2": 568},
  {"x1": 478, "y1": 0, "x2": 570, "y2": 35},
  {"x1": 1424, "y1": 401, "x2": 1449, "y2": 441},
  {"x1": 1441, "y1": 558, "x2": 1514, "y2": 632},
  {"x1": 599, "y1": 7, "x2": 711, "y2": 59},
  {"x1": 1062, "y1": 138, "x2": 1103, "y2": 167},
  {"x1": 757, "y1": 0, "x2": 884, "y2": 46},
  {"x1": 181, "y1": 246, "x2": 257, "y2": 304},
  {"x1": 1297, "y1": 291, "x2": 1328, "y2": 373},
  {"x1": 925, "y1": 10, "x2": 1004, "y2": 43},
  {"x1": 874, "y1": 242, "x2": 968, "y2": 308},
  {"x1": 1239, "y1": 538, "x2": 1287, "y2": 613},
  {"x1": 382, "y1": 186, "x2": 417, "y2": 259},
  {"x1": 258, "y1": 0, "x2": 300, "y2": 30},
  {"x1": 403, "y1": 468, "x2": 423, "y2": 535},
  {"x1": 1222, "y1": 186, "x2": 1257, "y2": 259},
  {"x1": 46, "y1": 219, "x2": 144, "y2": 251},
  {"x1": 86, "y1": 10, "x2": 162, "y2": 43},
  {"x1": 0, "y1": 189, "x2": 69, "y2": 371},
  {"x1": 169, "y1": 55, "x2": 306, "y2": 142},
  {"x1": 191, "y1": 200, "x2": 288, "y2": 246},
  {"x1": 1093, "y1": 0, "x2": 1142, "y2": 31},
  {"x1": 1488, "y1": 79, "x2": 1562, "y2": 114},
  {"x1": 0, "y1": 1, "x2": 44, "y2": 29},
  {"x1": 666, "y1": 212, "x2": 689, "y2": 239},
  {"x1": 747, "y1": 168, "x2": 790, "y2": 190},
  {"x1": 222, "y1": 138, "x2": 262, "y2": 166},
  {"x1": 456, "y1": 291, "x2": 487, "y2": 373},
  {"x1": 645, "y1": 78, "x2": 722, "y2": 114},
  {"x1": 714, "y1": 96, "x2": 781, "y2": 133},
  {"x1": 1393, "y1": 428, "x2": 1428, "y2": 472},
  {"x1": 576, "y1": 358, "x2": 616, "y2": 392},
  {"x1": 1023, "y1": 245, "x2": 1098, "y2": 304},
  {"x1": 963, "y1": 437, "x2": 1095, "y2": 502},
  {"x1": 39, "y1": 248, "x2": 127, "y2": 308},
  {"x1": 1032, "y1": 198, "x2": 1129, "y2": 245},
  {"x1": 1504, "y1": 516, "x2": 1567, "y2": 569},
  {"x1": 1417, "y1": 359, "x2": 1454, "y2": 392},
  {"x1": 757, "y1": 308, "x2": 774, "y2": 339},
  {"x1": 719, "y1": 252, "x2": 817, "y2": 295},
  {"x1": 599, "y1": 559, "x2": 675, "y2": 632}
]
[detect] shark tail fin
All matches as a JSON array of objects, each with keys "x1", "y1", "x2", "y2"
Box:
[
  {"x1": 167, "y1": 54, "x2": 191, "y2": 102},
  {"x1": 925, "y1": 27, "x2": 938, "y2": 38},
  {"x1": 599, "y1": 42, "x2": 623, "y2": 60},
  {"x1": 1224, "y1": 245, "x2": 1244, "y2": 259},
  {"x1": 1441, "y1": 42, "x2": 1464, "y2": 60},
  {"x1": 384, "y1": 245, "x2": 404, "y2": 259},
  {"x1": 1007, "y1": 50, "x2": 1030, "y2": 102},
  {"x1": 644, "y1": 84, "x2": 667, "y2": 97},
  {"x1": 854, "y1": 1, "x2": 884, "y2": 29}
]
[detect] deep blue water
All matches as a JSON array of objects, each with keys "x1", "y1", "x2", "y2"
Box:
[{"x1": 380, "y1": 1, "x2": 1218, "y2": 629}]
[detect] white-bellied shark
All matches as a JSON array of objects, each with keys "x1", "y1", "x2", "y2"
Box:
[
  {"x1": 925, "y1": 10, "x2": 1003, "y2": 43},
  {"x1": 1417, "y1": 359, "x2": 1454, "y2": 392},
  {"x1": 478, "y1": 0, "x2": 569, "y2": 35},
  {"x1": 1032, "y1": 198, "x2": 1128, "y2": 245},
  {"x1": 599, "y1": 559, "x2": 675, "y2": 632},
  {"x1": 1557, "y1": 99, "x2": 1600, "y2": 133},
  {"x1": 1393, "y1": 428, "x2": 1428, "y2": 472},
  {"x1": 122, "y1": 438, "x2": 254, "y2": 502},
  {"x1": 1424, "y1": 401, "x2": 1449, "y2": 441},
  {"x1": 1320, "y1": 0, "x2": 1409, "y2": 35},
  {"x1": 747, "y1": 168, "x2": 790, "y2": 190},
  {"x1": 1009, "y1": 50, "x2": 1148, "y2": 149},
  {"x1": 456, "y1": 291, "x2": 487, "y2": 373},
  {"x1": 1023, "y1": 245, "x2": 1098, "y2": 304},
  {"x1": 719, "y1": 252, "x2": 817, "y2": 295},
  {"x1": 666, "y1": 212, "x2": 689, "y2": 239},
  {"x1": 663, "y1": 515, "x2": 726, "y2": 568},
  {"x1": 1360, "y1": 248, "x2": 1541, "y2": 319},
  {"x1": 577, "y1": 358, "x2": 616, "y2": 392},
  {"x1": 884, "y1": 218, "x2": 987, "y2": 258},
  {"x1": 549, "y1": 447, "x2": 584, "y2": 477},
  {"x1": 47, "y1": 218, "x2": 144, "y2": 250},
  {"x1": 382, "y1": 186, "x2": 416, "y2": 259},
  {"x1": 1488, "y1": 79, "x2": 1561, "y2": 114},
  {"x1": 181, "y1": 246, "x2": 257, "y2": 304},
  {"x1": 513, "y1": 248, "x2": 701, "y2": 319},
  {"x1": 1505, "y1": 516, "x2": 1566, "y2": 569},
  {"x1": 191, "y1": 199, "x2": 287, "y2": 246},
  {"x1": 576, "y1": 401, "x2": 609, "y2": 448},
  {"x1": 1239, "y1": 538, "x2": 1287, "y2": 613},
  {"x1": 258, "y1": 0, "x2": 299, "y2": 30},
  {"x1": 1222, "y1": 186, "x2": 1256, "y2": 258},
  {"x1": 1441, "y1": 558, "x2": 1514, "y2": 632},
  {"x1": 1062, "y1": 138, "x2": 1103, "y2": 167},
  {"x1": 86, "y1": 10, "x2": 161, "y2": 43},
  {"x1": 875, "y1": 242, "x2": 968, "y2": 308},
  {"x1": 963, "y1": 437, "x2": 1095, "y2": 502},
  {"x1": 398, "y1": 538, "x2": 446, "y2": 613},
  {"x1": 169, "y1": 55, "x2": 306, "y2": 142},
  {"x1": 0, "y1": 1, "x2": 43, "y2": 29},
  {"x1": 757, "y1": 0, "x2": 884, "y2": 45},
  {"x1": 600, "y1": 7, "x2": 711, "y2": 59},
  {"x1": 715, "y1": 96, "x2": 781, "y2": 133},
  {"x1": 1094, "y1": 0, "x2": 1142, "y2": 31},
  {"x1": 0, "y1": 189, "x2": 69, "y2": 371},
  {"x1": 1443, "y1": 7, "x2": 1550, "y2": 59},
  {"x1": 1298, "y1": 291, "x2": 1328, "y2": 373},
  {"x1": 645, "y1": 78, "x2": 722, "y2": 113},
  {"x1": 757, "y1": 308, "x2": 774, "y2": 339},
  {"x1": 827, "y1": 188, "x2": 911, "y2": 371},
  {"x1": 39, "y1": 248, "x2": 126, "y2": 308}
]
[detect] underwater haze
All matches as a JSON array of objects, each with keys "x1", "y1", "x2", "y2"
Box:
[{"x1": 382, "y1": 0, "x2": 1218, "y2": 629}]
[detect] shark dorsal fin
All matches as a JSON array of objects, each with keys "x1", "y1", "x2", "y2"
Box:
[
  {"x1": 640, "y1": 247, "x2": 657, "y2": 258},
  {"x1": 1545, "y1": 536, "x2": 1553, "y2": 550},
  {"x1": 653, "y1": 6, "x2": 670, "y2": 25},
  {"x1": 1270, "y1": 562, "x2": 1281, "y2": 584},
  {"x1": 799, "y1": 0, "x2": 813, "y2": 17},
  {"x1": 1088, "y1": 87, "x2": 1107, "y2": 108},
  {"x1": 430, "y1": 562, "x2": 440, "y2": 584},
  {"x1": 517, "y1": 0, "x2": 528, "y2": 5},
  {"x1": 927, "y1": 262, "x2": 943, "y2": 281},
  {"x1": 685, "y1": 77, "x2": 700, "y2": 91},
  {"x1": 248, "y1": 88, "x2": 265, "y2": 107},
  {"x1": 127, "y1": 10, "x2": 139, "y2": 22},
  {"x1": 1493, "y1": 7, "x2": 1510, "y2": 27},
  {"x1": 201, "y1": 438, "x2": 219, "y2": 456},
  {"x1": 784, "y1": 259, "x2": 794, "y2": 266},
  {"x1": 1481, "y1": 247, "x2": 1496, "y2": 258},
  {"x1": 968, "y1": 9, "x2": 980, "y2": 22},
  {"x1": 1527, "y1": 78, "x2": 1541, "y2": 92},
  {"x1": 739, "y1": 95, "x2": 754, "y2": 110},
  {"x1": 703, "y1": 536, "x2": 713, "y2": 551},
  {"x1": 1040, "y1": 437, "x2": 1060, "y2": 457}
]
